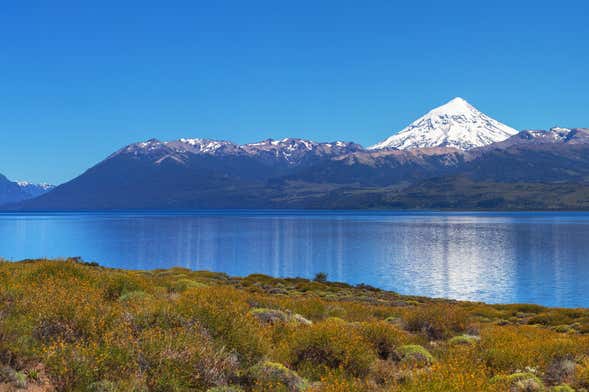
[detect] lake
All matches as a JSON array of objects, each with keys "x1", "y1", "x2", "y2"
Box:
[{"x1": 1, "y1": 210, "x2": 589, "y2": 307}]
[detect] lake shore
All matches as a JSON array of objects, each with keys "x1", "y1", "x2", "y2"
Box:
[
  {"x1": 4, "y1": 210, "x2": 589, "y2": 308},
  {"x1": 1, "y1": 258, "x2": 587, "y2": 391}
]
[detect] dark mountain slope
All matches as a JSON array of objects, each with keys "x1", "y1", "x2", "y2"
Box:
[
  {"x1": 461, "y1": 128, "x2": 589, "y2": 183},
  {"x1": 19, "y1": 150, "x2": 276, "y2": 210},
  {"x1": 10, "y1": 128, "x2": 589, "y2": 211},
  {"x1": 0, "y1": 174, "x2": 27, "y2": 205},
  {"x1": 16, "y1": 138, "x2": 361, "y2": 210},
  {"x1": 284, "y1": 148, "x2": 467, "y2": 186}
]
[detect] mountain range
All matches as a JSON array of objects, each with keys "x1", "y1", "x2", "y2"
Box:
[
  {"x1": 0, "y1": 175, "x2": 54, "y2": 205},
  {"x1": 3, "y1": 97, "x2": 589, "y2": 211}
]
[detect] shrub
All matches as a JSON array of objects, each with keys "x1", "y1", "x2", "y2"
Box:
[
  {"x1": 276, "y1": 298, "x2": 327, "y2": 321},
  {"x1": 552, "y1": 385, "x2": 575, "y2": 392},
  {"x1": 397, "y1": 345, "x2": 434, "y2": 367},
  {"x1": 313, "y1": 273, "x2": 328, "y2": 283},
  {"x1": 139, "y1": 327, "x2": 239, "y2": 391},
  {"x1": 33, "y1": 317, "x2": 85, "y2": 343},
  {"x1": 404, "y1": 304, "x2": 468, "y2": 340},
  {"x1": 102, "y1": 273, "x2": 146, "y2": 301},
  {"x1": 170, "y1": 278, "x2": 208, "y2": 292},
  {"x1": 491, "y1": 372, "x2": 545, "y2": 391},
  {"x1": 290, "y1": 314, "x2": 313, "y2": 326},
  {"x1": 575, "y1": 356, "x2": 589, "y2": 388},
  {"x1": 177, "y1": 287, "x2": 270, "y2": 366},
  {"x1": 384, "y1": 316, "x2": 403, "y2": 327},
  {"x1": 448, "y1": 334, "x2": 480, "y2": 346},
  {"x1": 397, "y1": 347, "x2": 495, "y2": 391},
  {"x1": 249, "y1": 308, "x2": 313, "y2": 328},
  {"x1": 26, "y1": 261, "x2": 92, "y2": 282},
  {"x1": 118, "y1": 290, "x2": 152, "y2": 303},
  {"x1": 13, "y1": 371, "x2": 28, "y2": 389},
  {"x1": 480, "y1": 325, "x2": 585, "y2": 372},
  {"x1": 358, "y1": 321, "x2": 411, "y2": 360},
  {"x1": 283, "y1": 318, "x2": 376, "y2": 379},
  {"x1": 87, "y1": 380, "x2": 117, "y2": 392},
  {"x1": 512, "y1": 378, "x2": 544, "y2": 391},
  {"x1": 545, "y1": 357, "x2": 576, "y2": 385},
  {"x1": 553, "y1": 325, "x2": 574, "y2": 334},
  {"x1": 250, "y1": 308, "x2": 290, "y2": 324},
  {"x1": 367, "y1": 359, "x2": 400, "y2": 387},
  {"x1": 248, "y1": 361, "x2": 308, "y2": 391},
  {"x1": 207, "y1": 387, "x2": 244, "y2": 392},
  {"x1": 307, "y1": 369, "x2": 368, "y2": 392}
]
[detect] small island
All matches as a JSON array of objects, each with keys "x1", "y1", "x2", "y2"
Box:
[{"x1": 0, "y1": 258, "x2": 587, "y2": 391}]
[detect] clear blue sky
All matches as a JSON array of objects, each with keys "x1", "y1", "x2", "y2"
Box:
[{"x1": 1, "y1": 0, "x2": 588, "y2": 184}]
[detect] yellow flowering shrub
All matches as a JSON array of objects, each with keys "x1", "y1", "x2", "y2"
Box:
[{"x1": 279, "y1": 318, "x2": 376, "y2": 379}]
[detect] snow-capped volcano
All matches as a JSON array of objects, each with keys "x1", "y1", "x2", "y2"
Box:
[{"x1": 369, "y1": 97, "x2": 518, "y2": 150}]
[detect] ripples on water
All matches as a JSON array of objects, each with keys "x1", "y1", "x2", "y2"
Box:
[{"x1": 1, "y1": 211, "x2": 589, "y2": 307}]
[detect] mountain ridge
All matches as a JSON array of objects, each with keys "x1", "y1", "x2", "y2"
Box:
[{"x1": 8, "y1": 127, "x2": 589, "y2": 211}]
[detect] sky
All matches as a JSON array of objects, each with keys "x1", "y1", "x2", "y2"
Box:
[{"x1": 1, "y1": 0, "x2": 588, "y2": 184}]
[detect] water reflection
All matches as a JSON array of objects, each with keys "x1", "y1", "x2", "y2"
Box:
[{"x1": 2, "y1": 211, "x2": 589, "y2": 307}]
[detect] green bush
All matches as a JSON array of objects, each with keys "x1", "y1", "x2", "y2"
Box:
[
  {"x1": 118, "y1": 290, "x2": 152, "y2": 302},
  {"x1": 491, "y1": 372, "x2": 545, "y2": 391},
  {"x1": 448, "y1": 334, "x2": 480, "y2": 346},
  {"x1": 248, "y1": 361, "x2": 308, "y2": 391},
  {"x1": 207, "y1": 387, "x2": 244, "y2": 392},
  {"x1": 397, "y1": 345, "x2": 434, "y2": 367},
  {"x1": 102, "y1": 273, "x2": 146, "y2": 300},
  {"x1": 87, "y1": 380, "x2": 117, "y2": 392},
  {"x1": 552, "y1": 385, "x2": 575, "y2": 392},
  {"x1": 170, "y1": 278, "x2": 208, "y2": 292}
]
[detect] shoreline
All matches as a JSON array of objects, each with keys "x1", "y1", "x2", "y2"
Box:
[
  {"x1": 3, "y1": 256, "x2": 587, "y2": 310},
  {"x1": 5, "y1": 257, "x2": 586, "y2": 310}
]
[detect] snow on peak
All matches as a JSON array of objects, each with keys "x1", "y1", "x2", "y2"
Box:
[
  {"x1": 17, "y1": 181, "x2": 53, "y2": 190},
  {"x1": 428, "y1": 97, "x2": 473, "y2": 116},
  {"x1": 550, "y1": 127, "x2": 572, "y2": 134},
  {"x1": 15, "y1": 181, "x2": 55, "y2": 198},
  {"x1": 115, "y1": 137, "x2": 360, "y2": 166},
  {"x1": 369, "y1": 97, "x2": 518, "y2": 151},
  {"x1": 241, "y1": 138, "x2": 361, "y2": 165},
  {"x1": 175, "y1": 138, "x2": 236, "y2": 153}
]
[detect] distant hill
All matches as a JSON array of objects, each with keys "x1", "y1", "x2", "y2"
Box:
[{"x1": 0, "y1": 174, "x2": 54, "y2": 205}]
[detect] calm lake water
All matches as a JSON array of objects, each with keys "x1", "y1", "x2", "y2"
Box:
[{"x1": 1, "y1": 210, "x2": 589, "y2": 307}]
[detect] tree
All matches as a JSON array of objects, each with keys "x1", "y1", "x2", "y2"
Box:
[{"x1": 314, "y1": 272, "x2": 328, "y2": 283}]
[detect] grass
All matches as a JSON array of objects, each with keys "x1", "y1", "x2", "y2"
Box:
[{"x1": 3, "y1": 259, "x2": 589, "y2": 391}]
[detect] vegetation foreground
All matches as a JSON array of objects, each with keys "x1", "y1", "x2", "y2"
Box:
[{"x1": 2, "y1": 260, "x2": 589, "y2": 391}]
